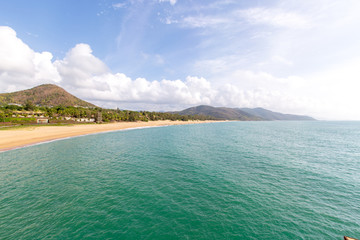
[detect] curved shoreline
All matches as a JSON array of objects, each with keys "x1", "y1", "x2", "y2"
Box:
[{"x1": 0, "y1": 120, "x2": 220, "y2": 152}]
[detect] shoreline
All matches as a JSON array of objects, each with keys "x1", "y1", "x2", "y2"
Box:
[{"x1": 0, "y1": 120, "x2": 221, "y2": 152}]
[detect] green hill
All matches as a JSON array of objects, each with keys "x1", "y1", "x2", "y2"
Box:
[
  {"x1": 173, "y1": 105, "x2": 315, "y2": 121},
  {"x1": 173, "y1": 105, "x2": 262, "y2": 120},
  {"x1": 0, "y1": 84, "x2": 96, "y2": 108}
]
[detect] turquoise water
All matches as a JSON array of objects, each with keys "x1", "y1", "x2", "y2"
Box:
[{"x1": 1, "y1": 121, "x2": 360, "y2": 239}]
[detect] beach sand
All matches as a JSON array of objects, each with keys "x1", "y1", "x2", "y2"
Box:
[{"x1": 0, "y1": 120, "x2": 217, "y2": 151}]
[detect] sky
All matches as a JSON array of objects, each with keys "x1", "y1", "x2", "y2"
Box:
[{"x1": 1, "y1": 0, "x2": 360, "y2": 120}]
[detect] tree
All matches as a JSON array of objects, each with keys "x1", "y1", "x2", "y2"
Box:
[
  {"x1": 24, "y1": 101, "x2": 35, "y2": 111},
  {"x1": 0, "y1": 111, "x2": 5, "y2": 123}
]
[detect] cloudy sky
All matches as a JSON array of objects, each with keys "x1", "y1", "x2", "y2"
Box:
[{"x1": 1, "y1": 0, "x2": 360, "y2": 120}]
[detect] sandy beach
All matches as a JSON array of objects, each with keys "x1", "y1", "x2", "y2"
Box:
[{"x1": 0, "y1": 120, "x2": 218, "y2": 152}]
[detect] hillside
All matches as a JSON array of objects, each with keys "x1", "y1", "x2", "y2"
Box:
[
  {"x1": 240, "y1": 107, "x2": 315, "y2": 121},
  {"x1": 172, "y1": 105, "x2": 262, "y2": 121},
  {"x1": 0, "y1": 84, "x2": 96, "y2": 108},
  {"x1": 173, "y1": 105, "x2": 315, "y2": 121}
]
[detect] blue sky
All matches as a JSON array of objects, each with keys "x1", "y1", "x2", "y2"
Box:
[{"x1": 1, "y1": 0, "x2": 360, "y2": 119}]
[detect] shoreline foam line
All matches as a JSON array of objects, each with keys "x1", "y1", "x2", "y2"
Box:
[{"x1": 0, "y1": 120, "x2": 223, "y2": 153}]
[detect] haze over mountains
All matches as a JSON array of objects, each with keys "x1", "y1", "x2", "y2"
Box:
[
  {"x1": 240, "y1": 108, "x2": 315, "y2": 121},
  {"x1": 0, "y1": 84, "x2": 315, "y2": 121}
]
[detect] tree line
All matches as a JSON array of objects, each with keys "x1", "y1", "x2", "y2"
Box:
[{"x1": 0, "y1": 102, "x2": 216, "y2": 124}]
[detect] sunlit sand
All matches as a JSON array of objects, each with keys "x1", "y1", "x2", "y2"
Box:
[{"x1": 0, "y1": 120, "x2": 218, "y2": 151}]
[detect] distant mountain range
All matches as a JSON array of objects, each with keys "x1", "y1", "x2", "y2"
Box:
[
  {"x1": 0, "y1": 84, "x2": 315, "y2": 120},
  {"x1": 171, "y1": 105, "x2": 262, "y2": 121},
  {"x1": 172, "y1": 105, "x2": 315, "y2": 121},
  {"x1": 240, "y1": 107, "x2": 315, "y2": 121},
  {"x1": 0, "y1": 84, "x2": 96, "y2": 108}
]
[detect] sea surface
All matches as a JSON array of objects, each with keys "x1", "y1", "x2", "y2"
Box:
[{"x1": 1, "y1": 121, "x2": 359, "y2": 239}]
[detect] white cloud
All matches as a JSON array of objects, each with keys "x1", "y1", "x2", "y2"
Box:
[
  {"x1": 0, "y1": 27, "x2": 217, "y2": 108},
  {"x1": 182, "y1": 16, "x2": 230, "y2": 28},
  {"x1": 82, "y1": 74, "x2": 215, "y2": 106},
  {"x1": 163, "y1": 17, "x2": 178, "y2": 25},
  {"x1": 0, "y1": 26, "x2": 60, "y2": 92},
  {"x1": 2, "y1": 26, "x2": 360, "y2": 119},
  {"x1": 237, "y1": 7, "x2": 309, "y2": 29},
  {"x1": 53, "y1": 43, "x2": 109, "y2": 91},
  {"x1": 158, "y1": 0, "x2": 177, "y2": 6},
  {"x1": 175, "y1": 6, "x2": 308, "y2": 30}
]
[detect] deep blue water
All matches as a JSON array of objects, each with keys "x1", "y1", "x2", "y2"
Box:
[{"x1": 1, "y1": 121, "x2": 360, "y2": 239}]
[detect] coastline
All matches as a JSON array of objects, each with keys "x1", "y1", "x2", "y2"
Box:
[{"x1": 0, "y1": 120, "x2": 220, "y2": 152}]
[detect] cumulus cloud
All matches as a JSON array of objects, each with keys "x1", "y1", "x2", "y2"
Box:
[
  {"x1": 0, "y1": 28, "x2": 278, "y2": 111},
  {"x1": 0, "y1": 26, "x2": 220, "y2": 108},
  {"x1": 54, "y1": 43, "x2": 109, "y2": 91},
  {"x1": 0, "y1": 26, "x2": 60, "y2": 92},
  {"x1": 2, "y1": 26, "x2": 360, "y2": 119},
  {"x1": 79, "y1": 74, "x2": 215, "y2": 106}
]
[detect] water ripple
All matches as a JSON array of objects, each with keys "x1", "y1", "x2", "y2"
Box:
[{"x1": 1, "y1": 122, "x2": 360, "y2": 239}]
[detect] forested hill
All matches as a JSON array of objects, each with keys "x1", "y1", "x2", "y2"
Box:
[
  {"x1": 172, "y1": 105, "x2": 315, "y2": 121},
  {"x1": 240, "y1": 107, "x2": 315, "y2": 121},
  {"x1": 0, "y1": 84, "x2": 96, "y2": 108},
  {"x1": 172, "y1": 105, "x2": 262, "y2": 121}
]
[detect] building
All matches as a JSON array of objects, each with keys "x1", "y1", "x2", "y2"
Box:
[
  {"x1": 95, "y1": 112, "x2": 102, "y2": 123},
  {"x1": 36, "y1": 118, "x2": 49, "y2": 124}
]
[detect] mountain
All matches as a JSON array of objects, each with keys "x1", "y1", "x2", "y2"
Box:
[
  {"x1": 0, "y1": 84, "x2": 96, "y2": 108},
  {"x1": 172, "y1": 105, "x2": 262, "y2": 121},
  {"x1": 173, "y1": 105, "x2": 315, "y2": 121},
  {"x1": 240, "y1": 107, "x2": 315, "y2": 120}
]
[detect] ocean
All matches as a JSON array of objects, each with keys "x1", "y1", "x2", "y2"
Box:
[{"x1": 1, "y1": 121, "x2": 359, "y2": 239}]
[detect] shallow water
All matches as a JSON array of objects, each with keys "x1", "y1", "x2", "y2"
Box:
[{"x1": 1, "y1": 121, "x2": 359, "y2": 239}]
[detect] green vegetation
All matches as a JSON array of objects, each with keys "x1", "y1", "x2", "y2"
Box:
[
  {"x1": 0, "y1": 104, "x2": 215, "y2": 126},
  {"x1": 173, "y1": 105, "x2": 262, "y2": 121},
  {"x1": 174, "y1": 105, "x2": 315, "y2": 121}
]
